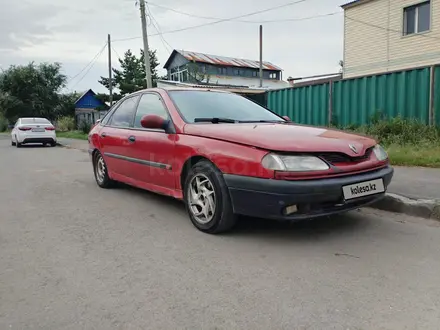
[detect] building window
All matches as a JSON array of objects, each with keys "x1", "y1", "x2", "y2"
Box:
[
  {"x1": 269, "y1": 72, "x2": 277, "y2": 79},
  {"x1": 403, "y1": 1, "x2": 430, "y2": 35},
  {"x1": 252, "y1": 71, "x2": 258, "y2": 77},
  {"x1": 233, "y1": 69, "x2": 239, "y2": 76},
  {"x1": 170, "y1": 65, "x2": 189, "y2": 82},
  {"x1": 217, "y1": 67, "x2": 227, "y2": 75}
]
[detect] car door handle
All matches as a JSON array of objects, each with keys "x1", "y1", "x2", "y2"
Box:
[
  {"x1": 101, "y1": 132, "x2": 107, "y2": 137},
  {"x1": 128, "y1": 136, "x2": 136, "y2": 143}
]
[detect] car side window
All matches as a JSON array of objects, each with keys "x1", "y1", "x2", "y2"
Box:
[
  {"x1": 101, "y1": 103, "x2": 120, "y2": 126},
  {"x1": 108, "y1": 96, "x2": 139, "y2": 128},
  {"x1": 133, "y1": 93, "x2": 169, "y2": 129}
]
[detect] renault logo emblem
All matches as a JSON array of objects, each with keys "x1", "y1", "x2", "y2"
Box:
[{"x1": 349, "y1": 144, "x2": 358, "y2": 154}]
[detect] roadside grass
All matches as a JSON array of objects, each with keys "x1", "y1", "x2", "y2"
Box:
[
  {"x1": 57, "y1": 131, "x2": 88, "y2": 140},
  {"x1": 344, "y1": 117, "x2": 440, "y2": 168},
  {"x1": 385, "y1": 143, "x2": 440, "y2": 168}
]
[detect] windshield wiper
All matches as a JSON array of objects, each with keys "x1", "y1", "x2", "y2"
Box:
[
  {"x1": 239, "y1": 119, "x2": 287, "y2": 123},
  {"x1": 194, "y1": 117, "x2": 237, "y2": 124}
]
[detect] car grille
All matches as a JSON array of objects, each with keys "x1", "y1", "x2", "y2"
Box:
[{"x1": 318, "y1": 147, "x2": 373, "y2": 165}]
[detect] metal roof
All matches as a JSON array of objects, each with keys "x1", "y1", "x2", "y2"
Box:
[{"x1": 165, "y1": 50, "x2": 283, "y2": 71}]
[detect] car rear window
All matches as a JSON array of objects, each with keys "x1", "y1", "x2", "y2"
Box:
[
  {"x1": 21, "y1": 118, "x2": 51, "y2": 124},
  {"x1": 167, "y1": 90, "x2": 284, "y2": 123}
]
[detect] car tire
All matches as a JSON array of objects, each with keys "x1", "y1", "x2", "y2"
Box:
[
  {"x1": 93, "y1": 151, "x2": 114, "y2": 188},
  {"x1": 183, "y1": 160, "x2": 237, "y2": 234},
  {"x1": 50, "y1": 141, "x2": 56, "y2": 147},
  {"x1": 11, "y1": 140, "x2": 16, "y2": 146}
]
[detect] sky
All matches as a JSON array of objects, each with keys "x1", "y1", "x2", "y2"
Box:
[{"x1": 0, "y1": 0, "x2": 345, "y2": 94}]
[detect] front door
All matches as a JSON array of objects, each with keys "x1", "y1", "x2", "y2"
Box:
[
  {"x1": 124, "y1": 92, "x2": 176, "y2": 192},
  {"x1": 99, "y1": 95, "x2": 140, "y2": 178}
]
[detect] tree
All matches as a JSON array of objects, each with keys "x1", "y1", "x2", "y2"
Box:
[
  {"x1": 0, "y1": 62, "x2": 67, "y2": 122},
  {"x1": 187, "y1": 60, "x2": 211, "y2": 83},
  {"x1": 98, "y1": 48, "x2": 160, "y2": 96}
]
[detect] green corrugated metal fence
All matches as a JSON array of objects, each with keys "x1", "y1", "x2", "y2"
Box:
[
  {"x1": 267, "y1": 83, "x2": 329, "y2": 126},
  {"x1": 266, "y1": 66, "x2": 437, "y2": 127}
]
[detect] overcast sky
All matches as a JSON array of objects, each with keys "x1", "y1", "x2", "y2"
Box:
[{"x1": 0, "y1": 0, "x2": 345, "y2": 94}]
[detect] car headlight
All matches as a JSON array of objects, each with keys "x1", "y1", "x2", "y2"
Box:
[
  {"x1": 261, "y1": 154, "x2": 329, "y2": 172},
  {"x1": 373, "y1": 144, "x2": 388, "y2": 161}
]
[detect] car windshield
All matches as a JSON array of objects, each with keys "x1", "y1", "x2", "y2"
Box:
[
  {"x1": 168, "y1": 90, "x2": 285, "y2": 123},
  {"x1": 21, "y1": 118, "x2": 50, "y2": 124}
]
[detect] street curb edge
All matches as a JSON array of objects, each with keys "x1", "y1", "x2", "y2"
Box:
[{"x1": 371, "y1": 193, "x2": 440, "y2": 221}]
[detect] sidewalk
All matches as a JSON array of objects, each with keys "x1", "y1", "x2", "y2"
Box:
[{"x1": 389, "y1": 167, "x2": 440, "y2": 200}]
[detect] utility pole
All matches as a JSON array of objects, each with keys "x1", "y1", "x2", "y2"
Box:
[
  {"x1": 107, "y1": 34, "x2": 113, "y2": 106},
  {"x1": 259, "y1": 25, "x2": 263, "y2": 88},
  {"x1": 139, "y1": 0, "x2": 152, "y2": 88}
]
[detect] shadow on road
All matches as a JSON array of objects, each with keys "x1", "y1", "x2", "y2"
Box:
[{"x1": 118, "y1": 182, "x2": 369, "y2": 242}]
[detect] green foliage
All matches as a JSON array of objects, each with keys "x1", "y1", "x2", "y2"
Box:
[
  {"x1": 79, "y1": 120, "x2": 92, "y2": 134},
  {"x1": 187, "y1": 60, "x2": 211, "y2": 83},
  {"x1": 0, "y1": 62, "x2": 67, "y2": 122},
  {"x1": 98, "y1": 48, "x2": 160, "y2": 96},
  {"x1": 95, "y1": 93, "x2": 123, "y2": 105},
  {"x1": 347, "y1": 116, "x2": 440, "y2": 146},
  {"x1": 56, "y1": 116, "x2": 75, "y2": 132},
  {"x1": 0, "y1": 113, "x2": 8, "y2": 132}
]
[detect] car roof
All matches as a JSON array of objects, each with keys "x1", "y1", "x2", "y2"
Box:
[
  {"x1": 131, "y1": 87, "x2": 231, "y2": 95},
  {"x1": 19, "y1": 117, "x2": 49, "y2": 121}
]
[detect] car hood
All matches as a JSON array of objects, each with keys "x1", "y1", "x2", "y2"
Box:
[{"x1": 183, "y1": 123, "x2": 376, "y2": 156}]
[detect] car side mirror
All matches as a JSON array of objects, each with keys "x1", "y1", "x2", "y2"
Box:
[
  {"x1": 95, "y1": 119, "x2": 101, "y2": 124},
  {"x1": 282, "y1": 115, "x2": 291, "y2": 122},
  {"x1": 140, "y1": 114, "x2": 168, "y2": 130}
]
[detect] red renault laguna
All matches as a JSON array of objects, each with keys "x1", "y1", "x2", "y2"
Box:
[{"x1": 88, "y1": 87, "x2": 393, "y2": 234}]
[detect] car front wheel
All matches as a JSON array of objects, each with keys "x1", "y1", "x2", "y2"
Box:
[
  {"x1": 93, "y1": 151, "x2": 114, "y2": 188},
  {"x1": 184, "y1": 160, "x2": 237, "y2": 234}
]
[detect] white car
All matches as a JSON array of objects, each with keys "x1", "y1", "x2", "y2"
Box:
[{"x1": 11, "y1": 117, "x2": 57, "y2": 147}]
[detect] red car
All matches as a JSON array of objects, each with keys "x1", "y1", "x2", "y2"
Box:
[{"x1": 88, "y1": 88, "x2": 393, "y2": 234}]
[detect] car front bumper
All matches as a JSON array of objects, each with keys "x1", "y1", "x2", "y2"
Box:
[{"x1": 224, "y1": 166, "x2": 394, "y2": 220}]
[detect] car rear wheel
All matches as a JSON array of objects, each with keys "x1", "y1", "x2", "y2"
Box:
[
  {"x1": 184, "y1": 160, "x2": 237, "y2": 234},
  {"x1": 93, "y1": 151, "x2": 114, "y2": 188}
]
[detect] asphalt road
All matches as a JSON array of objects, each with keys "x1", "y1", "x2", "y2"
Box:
[{"x1": 1, "y1": 135, "x2": 440, "y2": 330}]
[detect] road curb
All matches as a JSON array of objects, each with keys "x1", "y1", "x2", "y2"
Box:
[
  {"x1": 371, "y1": 193, "x2": 440, "y2": 220},
  {"x1": 56, "y1": 142, "x2": 88, "y2": 152}
]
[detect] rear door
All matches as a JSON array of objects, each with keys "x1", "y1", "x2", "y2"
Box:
[
  {"x1": 99, "y1": 95, "x2": 140, "y2": 178},
  {"x1": 124, "y1": 92, "x2": 176, "y2": 191}
]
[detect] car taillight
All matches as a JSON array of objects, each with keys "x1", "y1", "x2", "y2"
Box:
[
  {"x1": 45, "y1": 127, "x2": 55, "y2": 131},
  {"x1": 18, "y1": 127, "x2": 32, "y2": 131}
]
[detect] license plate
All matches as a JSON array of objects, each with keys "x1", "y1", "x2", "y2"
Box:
[
  {"x1": 342, "y1": 178, "x2": 385, "y2": 200},
  {"x1": 32, "y1": 128, "x2": 45, "y2": 132}
]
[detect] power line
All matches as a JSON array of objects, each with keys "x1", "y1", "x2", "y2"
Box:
[
  {"x1": 111, "y1": 45, "x2": 122, "y2": 60},
  {"x1": 147, "y1": 2, "x2": 340, "y2": 23},
  {"x1": 345, "y1": 16, "x2": 440, "y2": 41},
  {"x1": 146, "y1": 4, "x2": 173, "y2": 54},
  {"x1": 113, "y1": 0, "x2": 311, "y2": 42},
  {"x1": 66, "y1": 42, "x2": 107, "y2": 85},
  {"x1": 70, "y1": 44, "x2": 107, "y2": 89}
]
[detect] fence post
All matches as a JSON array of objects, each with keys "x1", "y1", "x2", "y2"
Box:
[
  {"x1": 328, "y1": 80, "x2": 333, "y2": 126},
  {"x1": 429, "y1": 65, "x2": 435, "y2": 126}
]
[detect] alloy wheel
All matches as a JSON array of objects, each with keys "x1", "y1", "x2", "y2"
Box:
[
  {"x1": 95, "y1": 155, "x2": 106, "y2": 184},
  {"x1": 188, "y1": 174, "x2": 216, "y2": 224}
]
